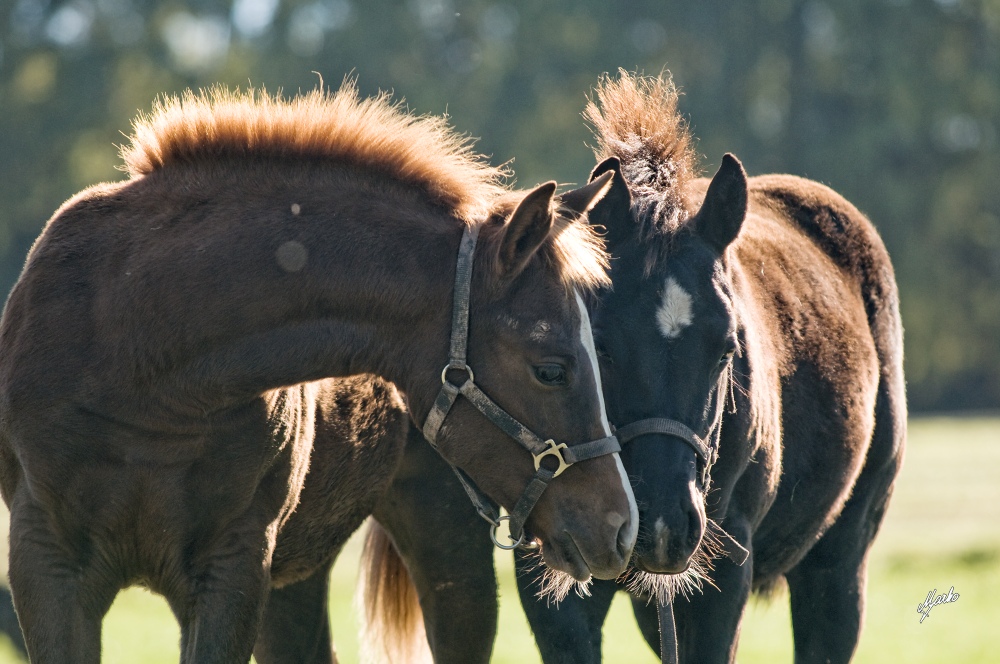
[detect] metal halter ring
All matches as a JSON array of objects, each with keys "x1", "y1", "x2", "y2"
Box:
[
  {"x1": 533, "y1": 439, "x2": 571, "y2": 478},
  {"x1": 441, "y1": 363, "x2": 474, "y2": 385},
  {"x1": 490, "y1": 515, "x2": 525, "y2": 550}
]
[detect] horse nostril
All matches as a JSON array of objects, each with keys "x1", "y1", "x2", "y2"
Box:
[
  {"x1": 687, "y1": 505, "x2": 705, "y2": 550},
  {"x1": 616, "y1": 515, "x2": 637, "y2": 560}
]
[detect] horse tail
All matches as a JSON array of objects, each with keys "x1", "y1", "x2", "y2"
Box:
[{"x1": 356, "y1": 519, "x2": 431, "y2": 664}]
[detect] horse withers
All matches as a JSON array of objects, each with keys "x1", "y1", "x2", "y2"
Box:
[
  {"x1": 358, "y1": 72, "x2": 905, "y2": 664},
  {"x1": 0, "y1": 82, "x2": 636, "y2": 663}
]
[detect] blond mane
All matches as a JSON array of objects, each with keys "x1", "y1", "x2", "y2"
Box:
[
  {"x1": 548, "y1": 206, "x2": 611, "y2": 292},
  {"x1": 584, "y1": 71, "x2": 698, "y2": 237},
  {"x1": 120, "y1": 81, "x2": 507, "y2": 222},
  {"x1": 120, "y1": 80, "x2": 608, "y2": 291}
]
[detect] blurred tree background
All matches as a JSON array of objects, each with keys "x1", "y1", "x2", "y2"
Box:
[{"x1": 0, "y1": 0, "x2": 997, "y2": 411}]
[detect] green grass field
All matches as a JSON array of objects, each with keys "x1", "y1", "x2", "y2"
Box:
[{"x1": 0, "y1": 416, "x2": 997, "y2": 663}]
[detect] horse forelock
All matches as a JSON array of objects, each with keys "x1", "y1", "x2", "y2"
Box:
[
  {"x1": 544, "y1": 213, "x2": 611, "y2": 293},
  {"x1": 585, "y1": 70, "x2": 700, "y2": 271},
  {"x1": 120, "y1": 80, "x2": 508, "y2": 222}
]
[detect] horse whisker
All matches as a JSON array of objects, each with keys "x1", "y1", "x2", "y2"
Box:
[{"x1": 618, "y1": 518, "x2": 726, "y2": 605}]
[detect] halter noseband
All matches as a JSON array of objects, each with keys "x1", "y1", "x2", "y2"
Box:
[
  {"x1": 422, "y1": 224, "x2": 622, "y2": 550},
  {"x1": 613, "y1": 417, "x2": 715, "y2": 487}
]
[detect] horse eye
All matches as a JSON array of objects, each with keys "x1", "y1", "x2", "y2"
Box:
[
  {"x1": 534, "y1": 363, "x2": 568, "y2": 386},
  {"x1": 720, "y1": 347, "x2": 737, "y2": 365}
]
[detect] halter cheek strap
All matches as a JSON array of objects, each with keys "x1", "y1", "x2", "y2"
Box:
[{"x1": 422, "y1": 224, "x2": 621, "y2": 549}]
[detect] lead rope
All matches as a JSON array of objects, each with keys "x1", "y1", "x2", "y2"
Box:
[
  {"x1": 422, "y1": 224, "x2": 621, "y2": 549},
  {"x1": 655, "y1": 526, "x2": 749, "y2": 664},
  {"x1": 657, "y1": 599, "x2": 679, "y2": 664}
]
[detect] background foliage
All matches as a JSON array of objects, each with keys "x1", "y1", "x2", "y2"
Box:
[{"x1": 0, "y1": 0, "x2": 998, "y2": 410}]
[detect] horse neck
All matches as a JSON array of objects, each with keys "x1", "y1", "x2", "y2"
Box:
[
  {"x1": 134, "y1": 165, "x2": 463, "y2": 415},
  {"x1": 725, "y1": 249, "x2": 782, "y2": 451}
]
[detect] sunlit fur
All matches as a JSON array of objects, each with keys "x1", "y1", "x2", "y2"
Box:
[
  {"x1": 121, "y1": 80, "x2": 610, "y2": 295},
  {"x1": 484, "y1": 192, "x2": 611, "y2": 294},
  {"x1": 584, "y1": 71, "x2": 697, "y2": 237},
  {"x1": 121, "y1": 79, "x2": 506, "y2": 222},
  {"x1": 548, "y1": 207, "x2": 612, "y2": 293}
]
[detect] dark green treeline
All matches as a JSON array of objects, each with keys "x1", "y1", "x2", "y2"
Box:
[{"x1": 1, "y1": 0, "x2": 997, "y2": 411}]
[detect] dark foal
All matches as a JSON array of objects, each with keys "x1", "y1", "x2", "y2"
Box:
[
  {"x1": 360, "y1": 72, "x2": 905, "y2": 664},
  {"x1": 0, "y1": 82, "x2": 637, "y2": 663}
]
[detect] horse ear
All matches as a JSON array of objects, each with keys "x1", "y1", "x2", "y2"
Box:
[
  {"x1": 558, "y1": 170, "x2": 614, "y2": 217},
  {"x1": 694, "y1": 153, "x2": 748, "y2": 253},
  {"x1": 583, "y1": 157, "x2": 634, "y2": 253},
  {"x1": 498, "y1": 181, "x2": 557, "y2": 279}
]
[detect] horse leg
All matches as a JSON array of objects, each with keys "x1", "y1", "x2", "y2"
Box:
[
  {"x1": 784, "y1": 484, "x2": 891, "y2": 664},
  {"x1": 7, "y1": 490, "x2": 115, "y2": 664},
  {"x1": 372, "y1": 430, "x2": 498, "y2": 664},
  {"x1": 785, "y1": 549, "x2": 864, "y2": 664},
  {"x1": 171, "y1": 519, "x2": 275, "y2": 664},
  {"x1": 254, "y1": 565, "x2": 335, "y2": 664},
  {"x1": 785, "y1": 391, "x2": 904, "y2": 664},
  {"x1": 514, "y1": 549, "x2": 618, "y2": 664}
]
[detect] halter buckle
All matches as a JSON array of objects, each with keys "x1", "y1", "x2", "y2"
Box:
[{"x1": 533, "y1": 439, "x2": 571, "y2": 478}]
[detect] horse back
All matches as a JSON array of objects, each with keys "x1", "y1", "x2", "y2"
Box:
[{"x1": 747, "y1": 174, "x2": 906, "y2": 446}]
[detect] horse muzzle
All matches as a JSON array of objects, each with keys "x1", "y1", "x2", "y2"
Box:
[
  {"x1": 539, "y1": 510, "x2": 636, "y2": 581},
  {"x1": 633, "y1": 481, "x2": 706, "y2": 574},
  {"x1": 530, "y1": 459, "x2": 638, "y2": 580}
]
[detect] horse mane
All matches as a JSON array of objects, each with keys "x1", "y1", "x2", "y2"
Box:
[
  {"x1": 584, "y1": 70, "x2": 699, "y2": 249},
  {"x1": 120, "y1": 80, "x2": 608, "y2": 292},
  {"x1": 120, "y1": 80, "x2": 507, "y2": 222},
  {"x1": 546, "y1": 208, "x2": 611, "y2": 292}
]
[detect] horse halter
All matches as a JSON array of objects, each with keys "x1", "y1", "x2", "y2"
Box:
[{"x1": 422, "y1": 224, "x2": 622, "y2": 550}]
